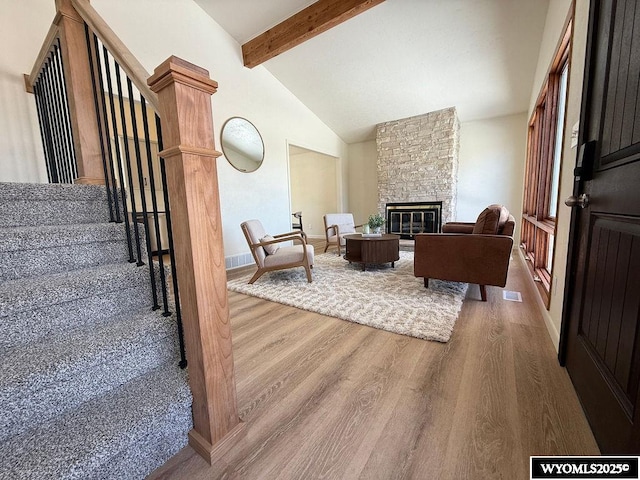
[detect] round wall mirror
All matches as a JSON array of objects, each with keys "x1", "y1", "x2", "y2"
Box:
[{"x1": 220, "y1": 117, "x2": 264, "y2": 173}]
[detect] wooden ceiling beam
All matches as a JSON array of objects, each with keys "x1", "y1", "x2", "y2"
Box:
[{"x1": 242, "y1": 0, "x2": 385, "y2": 68}]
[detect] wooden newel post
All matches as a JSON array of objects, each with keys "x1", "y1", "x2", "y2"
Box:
[
  {"x1": 148, "y1": 56, "x2": 244, "y2": 464},
  {"x1": 55, "y1": 0, "x2": 104, "y2": 184}
]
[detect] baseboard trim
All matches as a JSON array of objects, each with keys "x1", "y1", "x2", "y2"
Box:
[
  {"x1": 188, "y1": 421, "x2": 246, "y2": 465},
  {"x1": 517, "y1": 250, "x2": 560, "y2": 351}
]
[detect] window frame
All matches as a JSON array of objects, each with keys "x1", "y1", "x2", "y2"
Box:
[{"x1": 521, "y1": 18, "x2": 572, "y2": 308}]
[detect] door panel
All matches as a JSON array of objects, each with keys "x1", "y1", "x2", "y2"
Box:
[
  {"x1": 602, "y1": 0, "x2": 638, "y2": 156},
  {"x1": 563, "y1": 0, "x2": 640, "y2": 454},
  {"x1": 579, "y1": 216, "x2": 640, "y2": 413}
]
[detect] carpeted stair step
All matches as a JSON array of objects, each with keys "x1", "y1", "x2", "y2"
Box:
[
  {"x1": 1, "y1": 262, "x2": 161, "y2": 350},
  {"x1": 0, "y1": 182, "x2": 114, "y2": 228},
  {"x1": 0, "y1": 261, "x2": 154, "y2": 319},
  {"x1": 0, "y1": 308, "x2": 180, "y2": 442},
  {"x1": 94, "y1": 420, "x2": 192, "y2": 480},
  {"x1": 0, "y1": 223, "x2": 135, "y2": 282},
  {"x1": 0, "y1": 365, "x2": 192, "y2": 480}
]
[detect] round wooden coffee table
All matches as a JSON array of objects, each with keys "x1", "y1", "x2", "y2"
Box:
[{"x1": 343, "y1": 234, "x2": 400, "y2": 271}]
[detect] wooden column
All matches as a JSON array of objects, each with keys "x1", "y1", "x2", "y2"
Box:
[
  {"x1": 148, "y1": 56, "x2": 244, "y2": 464},
  {"x1": 55, "y1": 0, "x2": 104, "y2": 184}
]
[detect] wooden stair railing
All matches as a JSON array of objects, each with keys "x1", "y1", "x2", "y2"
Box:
[
  {"x1": 26, "y1": 0, "x2": 104, "y2": 184},
  {"x1": 25, "y1": 0, "x2": 243, "y2": 465}
]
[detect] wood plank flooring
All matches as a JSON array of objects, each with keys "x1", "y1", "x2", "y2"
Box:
[{"x1": 150, "y1": 243, "x2": 599, "y2": 479}]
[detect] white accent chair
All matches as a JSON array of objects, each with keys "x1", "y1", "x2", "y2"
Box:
[
  {"x1": 323, "y1": 213, "x2": 363, "y2": 255},
  {"x1": 241, "y1": 219, "x2": 314, "y2": 284}
]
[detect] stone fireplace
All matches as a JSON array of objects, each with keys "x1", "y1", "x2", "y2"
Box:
[{"x1": 376, "y1": 107, "x2": 460, "y2": 226}]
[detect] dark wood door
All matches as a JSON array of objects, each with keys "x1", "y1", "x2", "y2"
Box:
[{"x1": 562, "y1": 0, "x2": 640, "y2": 454}]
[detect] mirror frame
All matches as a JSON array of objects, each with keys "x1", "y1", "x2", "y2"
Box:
[{"x1": 220, "y1": 117, "x2": 265, "y2": 173}]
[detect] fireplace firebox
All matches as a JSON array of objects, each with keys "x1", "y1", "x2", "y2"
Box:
[{"x1": 386, "y1": 201, "x2": 442, "y2": 239}]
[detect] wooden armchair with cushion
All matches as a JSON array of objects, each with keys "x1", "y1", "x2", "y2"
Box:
[
  {"x1": 323, "y1": 213, "x2": 363, "y2": 255},
  {"x1": 241, "y1": 219, "x2": 314, "y2": 284},
  {"x1": 413, "y1": 204, "x2": 515, "y2": 301}
]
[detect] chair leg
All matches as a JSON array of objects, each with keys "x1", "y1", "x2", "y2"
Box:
[
  {"x1": 304, "y1": 265, "x2": 312, "y2": 283},
  {"x1": 248, "y1": 269, "x2": 264, "y2": 284},
  {"x1": 424, "y1": 278, "x2": 429, "y2": 288},
  {"x1": 480, "y1": 285, "x2": 487, "y2": 301},
  {"x1": 324, "y1": 243, "x2": 329, "y2": 253}
]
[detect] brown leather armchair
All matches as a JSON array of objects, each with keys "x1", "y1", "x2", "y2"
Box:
[{"x1": 414, "y1": 205, "x2": 515, "y2": 301}]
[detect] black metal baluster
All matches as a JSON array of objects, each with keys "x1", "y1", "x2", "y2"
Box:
[
  {"x1": 50, "y1": 51, "x2": 72, "y2": 184},
  {"x1": 84, "y1": 23, "x2": 115, "y2": 221},
  {"x1": 41, "y1": 59, "x2": 65, "y2": 183},
  {"x1": 50, "y1": 44, "x2": 70, "y2": 182},
  {"x1": 53, "y1": 39, "x2": 78, "y2": 180},
  {"x1": 31, "y1": 23, "x2": 189, "y2": 367},
  {"x1": 50, "y1": 43, "x2": 74, "y2": 183},
  {"x1": 129, "y1": 84, "x2": 159, "y2": 310},
  {"x1": 102, "y1": 47, "x2": 135, "y2": 262},
  {"x1": 92, "y1": 33, "x2": 122, "y2": 222},
  {"x1": 140, "y1": 98, "x2": 167, "y2": 313},
  {"x1": 115, "y1": 62, "x2": 144, "y2": 265},
  {"x1": 33, "y1": 81, "x2": 57, "y2": 183},
  {"x1": 156, "y1": 116, "x2": 187, "y2": 368}
]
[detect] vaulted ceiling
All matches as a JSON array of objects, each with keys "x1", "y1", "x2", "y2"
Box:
[{"x1": 194, "y1": 0, "x2": 550, "y2": 143}]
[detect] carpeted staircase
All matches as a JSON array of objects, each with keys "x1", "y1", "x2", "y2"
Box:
[{"x1": 0, "y1": 182, "x2": 192, "y2": 479}]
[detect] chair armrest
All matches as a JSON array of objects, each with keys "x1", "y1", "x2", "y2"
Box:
[
  {"x1": 326, "y1": 223, "x2": 361, "y2": 237},
  {"x1": 256, "y1": 232, "x2": 307, "y2": 248},
  {"x1": 326, "y1": 224, "x2": 340, "y2": 236},
  {"x1": 442, "y1": 222, "x2": 475, "y2": 234},
  {"x1": 274, "y1": 231, "x2": 303, "y2": 238},
  {"x1": 414, "y1": 233, "x2": 513, "y2": 287},
  {"x1": 275, "y1": 230, "x2": 308, "y2": 241}
]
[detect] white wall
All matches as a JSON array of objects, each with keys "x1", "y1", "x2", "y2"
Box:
[
  {"x1": 457, "y1": 113, "x2": 528, "y2": 239},
  {"x1": 347, "y1": 139, "x2": 378, "y2": 226},
  {"x1": 289, "y1": 149, "x2": 338, "y2": 238},
  {"x1": 525, "y1": 0, "x2": 588, "y2": 350},
  {"x1": 0, "y1": 0, "x2": 53, "y2": 183},
  {"x1": 61, "y1": 0, "x2": 348, "y2": 261}
]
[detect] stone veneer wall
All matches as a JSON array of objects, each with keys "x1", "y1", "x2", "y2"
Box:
[{"x1": 376, "y1": 107, "x2": 460, "y2": 224}]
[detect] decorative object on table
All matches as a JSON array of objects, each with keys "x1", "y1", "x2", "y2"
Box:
[
  {"x1": 368, "y1": 213, "x2": 385, "y2": 234},
  {"x1": 228, "y1": 251, "x2": 468, "y2": 343},
  {"x1": 362, "y1": 224, "x2": 370, "y2": 234}
]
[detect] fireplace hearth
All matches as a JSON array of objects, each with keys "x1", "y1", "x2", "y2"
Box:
[{"x1": 386, "y1": 202, "x2": 442, "y2": 239}]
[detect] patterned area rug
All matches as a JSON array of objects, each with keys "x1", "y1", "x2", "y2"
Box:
[{"x1": 227, "y1": 251, "x2": 468, "y2": 342}]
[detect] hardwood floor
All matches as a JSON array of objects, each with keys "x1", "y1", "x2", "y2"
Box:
[{"x1": 150, "y1": 242, "x2": 599, "y2": 479}]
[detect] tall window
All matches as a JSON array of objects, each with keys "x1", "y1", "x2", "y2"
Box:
[{"x1": 521, "y1": 21, "x2": 571, "y2": 307}]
